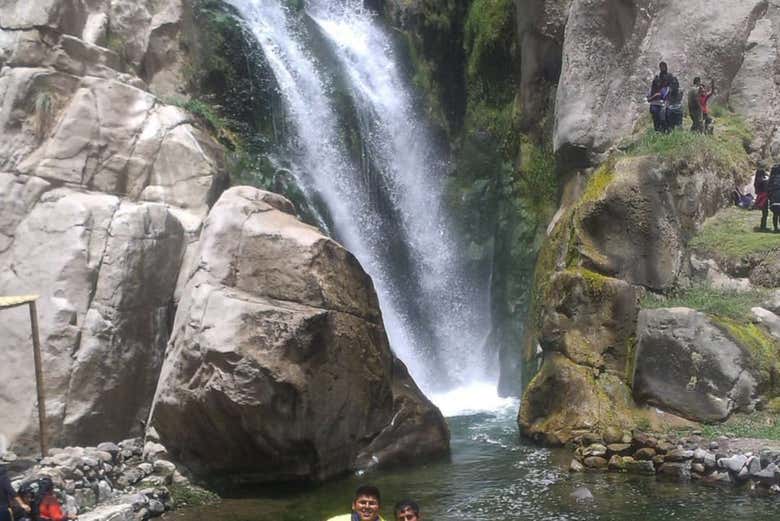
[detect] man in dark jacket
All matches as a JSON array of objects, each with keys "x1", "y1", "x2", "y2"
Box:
[
  {"x1": 768, "y1": 165, "x2": 780, "y2": 232},
  {"x1": 0, "y1": 465, "x2": 30, "y2": 521}
]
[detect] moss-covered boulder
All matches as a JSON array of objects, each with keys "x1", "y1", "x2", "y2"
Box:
[
  {"x1": 633, "y1": 308, "x2": 762, "y2": 422},
  {"x1": 540, "y1": 268, "x2": 640, "y2": 374},
  {"x1": 518, "y1": 353, "x2": 636, "y2": 445},
  {"x1": 574, "y1": 156, "x2": 733, "y2": 290}
]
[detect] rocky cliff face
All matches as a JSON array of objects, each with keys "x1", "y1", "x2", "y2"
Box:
[
  {"x1": 0, "y1": 0, "x2": 449, "y2": 481},
  {"x1": 517, "y1": 0, "x2": 780, "y2": 443}
]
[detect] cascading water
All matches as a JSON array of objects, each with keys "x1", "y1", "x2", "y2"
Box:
[{"x1": 227, "y1": 0, "x2": 494, "y2": 395}]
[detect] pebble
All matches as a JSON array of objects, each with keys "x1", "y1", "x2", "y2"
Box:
[{"x1": 570, "y1": 487, "x2": 594, "y2": 502}]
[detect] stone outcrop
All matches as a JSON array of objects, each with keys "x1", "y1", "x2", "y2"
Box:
[
  {"x1": 554, "y1": 0, "x2": 778, "y2": 163},
  {"x1": 633, "y1": 308, "x2": 759, "y2": 422},
  {"x1": 575, "y1": 157, "x2": 733, "y2": 291},
  {"x1": 148, "y1": 187, "x2": 449, "y2": 484},
  {"x1": 0, "y1": 0, "x2": 225, "y2": 452},
  {"x1": 1, "y1": 0, "x2": 451, "y2": 487}
]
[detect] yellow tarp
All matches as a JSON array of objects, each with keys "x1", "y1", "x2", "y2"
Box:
[{"x1": 0, "y1": 295, "x2": 39, "y2": 310}]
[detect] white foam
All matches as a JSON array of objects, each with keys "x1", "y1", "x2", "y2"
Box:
[{"x1": 429, "y1": 382, "x2": 519, "y2": 418}]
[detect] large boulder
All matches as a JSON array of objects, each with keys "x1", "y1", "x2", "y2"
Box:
[
  {"x1": 0, "y1": 184, "x2": 186, "y2": 451},
  {"x1": 519, "y1": 353, "x2": 635, "y2": 445},
  {"x1": 633, "y1": 308, "x2": 759, "y2": 422},
  {"x1": 555, "y1": 0, "x2": 773, "y2": 161},
  {"x1": 539, "y1": 268, "x2": 640, "y2": 374},
  {"x1": 148, "y1": 187, "x2": 449, "y2": 483},
  {"x1": 575, "y1": 156, "x2": 733, "y2": 290}
]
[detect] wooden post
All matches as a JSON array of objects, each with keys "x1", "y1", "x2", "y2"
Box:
[{"x1": 28, "y1": 301, "x2": 47, "y2": 458}]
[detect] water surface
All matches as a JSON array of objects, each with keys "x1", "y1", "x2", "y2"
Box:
[{"x1": 163, "y1": 401, "x2": 780, "y2": 520}]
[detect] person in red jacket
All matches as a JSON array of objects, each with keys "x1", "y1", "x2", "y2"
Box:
[{"x1": 37, "y1": 479, "x2": 76, "y2": 521}]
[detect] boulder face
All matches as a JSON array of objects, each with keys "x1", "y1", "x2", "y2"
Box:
[
  {"x1": 633, "y1": 308, "x2": 759, "y2": 422},
  {"x1": 576, "y1": 157, "x2": 733, "y2": 291},
  {"x1": 0, "y1": 184, "x2": 187, "y2": 451},
  {"x1": 555, "y1": 0, "x2": 776, "y2": 161},
  {"x1": 148, "y1": 187, "x2": 449, "y2": 483}
]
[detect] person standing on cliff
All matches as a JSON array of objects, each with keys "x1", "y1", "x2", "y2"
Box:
[
  {"x1": 700, "y1": 79, "x2": 716, "y2": 134},
  {"x1": 665, "y1": 73, "x2": 683, "y2": 130},
  {"x1": 326, "y1": 485, "x2": 385, "y2": 521},
  {"x1": 647, "y1": 62, "x2": 670, "y2": 132},
  {"x1": 688, "y1": 77, "x2": 704, "y2": 132},
  {"x1": 755, "y1": 168, "x2": 770, "y2": 231},
  {"x1": 768, "y1": 165, "x2": 780, "y2": 232}
]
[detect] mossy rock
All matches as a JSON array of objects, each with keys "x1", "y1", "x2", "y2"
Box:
[
  {"x1": 518, "y1": 353, "x2": 638, "y2": 445},
  {"x1": 539, "y1": 268, "x2": 640, "y2": 374},
  {"x1": 712, "y1": 316, "x2": 780, "y2": 396}
]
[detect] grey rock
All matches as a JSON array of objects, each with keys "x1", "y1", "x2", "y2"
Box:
[
  {"x1": 569, "y1": 458, "x2": 585, "y2": 472},
  {"x1": 751, "y1": 463, "x2": 780, "y2": 485},
  {"x1": 570, "y1": 486, "x2": 594, "y2": 502},
  {"x1": 149, "y1": 187, "x2": 449, "y2": 484},
  {"x1": 719, "y1": 454, "x2": 748, "y2": 473},
  {"x1": 658, "y1": 461, "x2": 692, "y2": 481},
  {"x1": 97, "y1": 443, "x2": 120, "y2": 455},
  {"x1": 147, "y1": 499, "x2": 165, "y2": 515},
  {"x1": 583, "y1": 444, "x2": 608, "y2": 457},
  {"x1": 633, "y1": 308, "x2": 759, "y2": 422},
  {"x1": 152, "y1": 460, "x2": 176, "y2": 477}
]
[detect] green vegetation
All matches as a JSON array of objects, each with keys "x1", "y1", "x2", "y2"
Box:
[
  {"x1": 641, "y1": 284, "x2": 769, "y2": 322},
  {"x1": 169, "y1": 484, "x2": 220, "y2": 508},
  {"x1": 33, "y1": 92, "x2": 53, "y2": 141},
  {"x1": 620, "y1": 107, "x2": 751, "y2": 174},
  {"x1": 714, "y1": 316, "x2": 780, "y2": 395},
  {"x1": 581, "y1": 160, "x2": 615, "y2": 204},
  {"x1": 690, "y1": 206, "x2": 780, "y2": 260},
  {"x1": 699, "y1": 411, "x2": 780, "y2": 440}
]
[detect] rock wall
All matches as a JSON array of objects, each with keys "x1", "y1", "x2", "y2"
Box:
[
  {"x1": 0, "y1": 0, "x2": 449, "y2": 482},
  {"x1": 0, "y1": 0, "x2": 224, "y2": 452},
  {"x1": 519, "y1": 0, "x2": 780, "y2": 443},
  {"x1": 555, "y1": 0, "x2": 780, "y2": 164}
]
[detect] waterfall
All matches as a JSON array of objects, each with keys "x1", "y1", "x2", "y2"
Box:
[{"x1": 226, "y1": 0, "x2": 493, "y2": 393}]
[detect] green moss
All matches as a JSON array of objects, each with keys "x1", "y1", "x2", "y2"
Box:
[
  {"x1": 169, "y1": 484, "x2": 220, "y2": 509},
  {"x1": 690, "y1": 207, "x2": 780, "y2": 261},
  {"x1": 641, "y1": 284, "x2": 768, "y2": 322},
  {"x1": 463, "y1": 0, "x2": 514, "y2": 87},
  {"x1": 713, "y1": 316, "x2": 780, "y2": 395},
  {"x1": 580, "y1": 160, "x2": 615, "y2": 205},
  {"x1": 624, "y1": 335, "x2": 638, "y2": 388},
  {"x1": 700, "y1": 410, "x2": 780, "y2": 440},
  {"x1": 33, "y1": 92, "x2": 53, "y2": 141},
  {"x1": 767, "y1": 397, "x2": 780, "y2": 414},
  {"x1": 569, "y1": 267, "x2": 613, "y2": 299},
  {"x1": 620, "y1": 108, "x2": 751, "y2": 175}
]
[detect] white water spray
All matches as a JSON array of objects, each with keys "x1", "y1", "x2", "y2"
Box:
[{"x1": 227, "y1": 0, "x2": 494, "y2": 395}]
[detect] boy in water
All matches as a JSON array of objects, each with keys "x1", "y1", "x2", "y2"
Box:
[
  {"x1": 394, "y1": 499, "x2": 422, "y2": 521},
  {"x1": 327, "y1": 485, "x2": 385, "y2": 521}
]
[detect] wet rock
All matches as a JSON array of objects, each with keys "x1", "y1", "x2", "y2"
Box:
[
  {"x1": 719, "y1": 454, "x2": 748, "y2": 473},
  {"x1": 658, "y1": 461, "x2": 691, "y2": 481},
  {"x1": 607, "y1": 443, "x2": 633, "y2": 456},
  {"x1": 751, "y1": 463, "x2": 780, "y2": 484},
  {"x1": 584, "y1": 456, "x2": 609, "y2": 469},
  {"x1": 608, "y1": 455, "x2": 627, "y2": 471},
  {"x1": 569, "y1": 459, "x2": 585, "y2": 473},
  {"x1": 570, "y1": 486, "x2": 594, "y2": 502},
  {"x1": 665, "y1": 449, "x2": 694, "y2": 462},
  {"x1": 634, "y1": 447, "x2": 656, "y2": 460},
  {"x1": 583, "y1": 444, "x2": 608, "y2": 458}
]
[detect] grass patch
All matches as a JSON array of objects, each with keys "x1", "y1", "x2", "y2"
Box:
[
  {"x1": 699, "y1": 411, "x2": 780, "y2": 440},
  {"x1": 620, "y1": 106, "x2": 751, "y2": 174},
  {"x1": 169, "y1": 484, "x2": 220, "y2": 509},
  {"x1": 641, "y1": 284, "x2": 768, "y2": 322},
  {"x1": 690, "y1": 206, "x2": 780, "y2": 261},
  {"x1": 713, "y1": 316, "x2": 780, "y2": 395}
]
